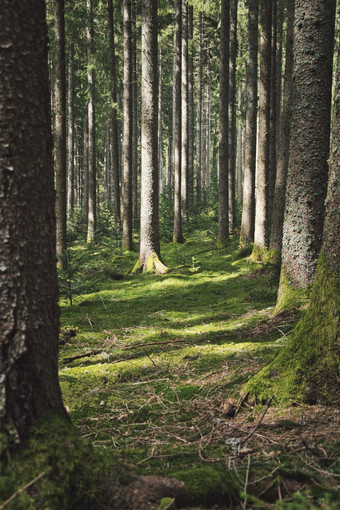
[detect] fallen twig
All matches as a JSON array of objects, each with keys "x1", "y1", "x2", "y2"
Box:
[
  {"x1": 238, "y1": 397, "x2": 273, "y2": 453},
  {"x1": 0, "y1": 471, "x2": 47, "y2": 509}
]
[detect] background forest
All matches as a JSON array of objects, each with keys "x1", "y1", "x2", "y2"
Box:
[{"x1": 0, "y1": 0, "x2": 339, "y2": 509}]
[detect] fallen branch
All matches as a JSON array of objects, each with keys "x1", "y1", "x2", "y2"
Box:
[
  {"x1": 238, "y1": 396, "x2": 273, "y2": 453},
  {"x1": 0, "y1": 472, "x2": 47, "y2": 509}
]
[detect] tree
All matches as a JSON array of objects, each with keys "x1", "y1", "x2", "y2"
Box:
[
  {"x1": 277, "y1": 0, "x2": 336, "y2": 309},
  {"x1": 240, "y1": 0, "x2": 258, "y2": 246},
  {"x1": 228, "y1": 0, "x2": 238, "y2": 236},
  {"x1": 66, "y1": 42, "x2": 75, "y2": 215},
  {"x1": 181, "y1": 0, "x2": 189, "y2": 216},
  {"x1": 252, "y1": 0, "x2": 272, "y2": 256},
  {"x1": 137, "y1": 0, "x2": 168, "y2": 273},
  {"x1": 268, "y1": 0, "x2": 277, "y2": 217},
  {"x1": 246, "y1": 14, "x2": 339, "y2": 404},
  {"x1": 86, "y1": 0, "x2": 96, "y2": 243},
  {"x1": 173, "y1": 0, "x2": 184, "y2": 243},
  {"x1": 122, "y1": 0, "x2": 133, "y2": 251},
  {"x1": 217, "y1": 0, "x2": 230, "y2": 247},
  {"x1": 54, "y1": 0, "x2": 67, "y2": 263},
  {"x1": 0, "y1": 0, "x2": 66, "y2": 443}
]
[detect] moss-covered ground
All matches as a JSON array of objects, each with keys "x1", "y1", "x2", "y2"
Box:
[{"x1": 1, "y1": 213, "x2": 339, "y2": 509}]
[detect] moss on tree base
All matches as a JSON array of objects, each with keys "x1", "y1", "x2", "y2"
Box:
[
  {"x1": 275, "y1": 267, "x2": 310, "y2": 312},
  {"x1": 245, "y1": 255, "x2": 340, "y2": 405},
  {"x1": 133, "y1": 252, "x2": 170, "y2": 274},
  {"x1": 249, "y1": 245, "x2": 280, "y2": 266}
]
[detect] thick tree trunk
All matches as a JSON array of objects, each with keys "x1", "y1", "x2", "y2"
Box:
[
  {"x1": 0, "y1": 0, "x2": 67, "y2": 443},
  {"x1": 228, "y1": 0, "x2": 238, "y2": 236},
  {"x1": 86, "y1": 0, "x2": 96, "y2": 243},
  {"x1": 107, "y1": 0, "x2": 121, "y2": 227},
  {"x1": 54, "y1": 0, "x2": 67, "y2": 263},
  {"x1": 122, "y1": 0, "x2": 133, "y2": 250},
  {"x1": 66, "y1": 43, "x2": 74, "y2": 216},
  {"x1": 252, "y1": 0, "x2": 272, "y2": 254},
  {"x1": 277, "y1": 0, "x2": 336, "y2": 309},
  {"x1": 181, "y1": 1, "x2": 189, "y2": 216},
  {"x1": 173, "y1": 0, "x2": 184, "y2": 243},
  {"x1": 269, "y1": 0, "x2": 294, "y2": 257},
  {"x1": 218, "y1": 0, "x2": 230, "y2": 247},
  {"x1": 240, "y1": 0, "x2": 258, "y2": 245}
]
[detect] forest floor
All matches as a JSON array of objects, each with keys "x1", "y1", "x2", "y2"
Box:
[{"x1": 57, "y1": 215, "x2": 340, "y2": 510}]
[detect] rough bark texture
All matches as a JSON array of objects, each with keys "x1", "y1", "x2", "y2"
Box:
[
  {"x1": 66, "y1": 43, "x2": 74, "y2": 215},
  {"x1": 228, "y1": 0, "x2": 238, "y2": 236},
  {"x1": 269, "y1": 0, "x2": 294, "y2": 256},
  {"x1": 139, "y1": 0, "x2": 167, "y2": 273},
  {"x1": 277, "y1": 0, "x2": 336, "y2": 306},
  {"x1": 173, "y1": 0, "x2": 184, "y2": 243},
  {"x1": 0, "y1": 0, "x2": 66, "y2": 442},
  {"x1": 218, "y1": 0, "x2": 230, "y2": 247},
  {"x1": 86, "y1": 0, "x2": 96, "y2": 243},
  {"x1": 132, "y1": 2, "x2": 138, "y2": 228},
  {"x1": 268, "y1": 0, "x2": 277, "y2": 218},
  {"x1": 240, "y1": 0, "x2": 258, "y2": 245},
  {"x1": 107, "y1": 0, "x2": 121, "y2": 227},
  {"x1": 253, "y1": 0, "x2": 272, "y2": 252},
  {"x1": 54, "y1": 0, "x2": 67, "y2": 262},
  {"x1": 122, "y1": 0, "x2": 133, "y2": 250},
  {"x1": 196, "y1": 12, "x2": 203, "y2": 204},
  {"x1": 187, "y1": 6, "x2": 194, "y2": 211},
  {"x1": 181, "y1": 1, "x2": 189, "y2": 216}
]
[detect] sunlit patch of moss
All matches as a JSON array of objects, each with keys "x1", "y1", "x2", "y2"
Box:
[{"x1": 276, "y1": 267, "x2": 310, "y2": 312}]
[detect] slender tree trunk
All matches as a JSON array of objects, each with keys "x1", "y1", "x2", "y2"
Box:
[
  {"x1": 132, "y1": 0, "x2": 139, "y2": 227},
  {"x1": 218, "y1": 0, "x2": 230, "y2": 247},
  {"x1": 122, "y1": 0, "x2": 133, "y2": 250},
  {"x1": 236, "y1": 86, "x2": 243, "y2": 203},
  {"x1": 66, "y1": 43, "x2": 74, "y2": 216},
  {"x1": 268, "y1": 0, "x2": 277, "y2": 218},
  {"x1": 0, "y1": 0, "x2": 67, "y2": 443},
  {"x1": 158, "y1": 49, "x2": 163, "y2": 195},
  {"x1": 83, "y1": 117, "x2": 89, "y2": 222},
  {"x1": 240, "y1": 0, "x2": 258, "y2": 245},
  {"x1": 252, "y1": 0, "x2": 272, "y2": 254},
  {"x1": 107, "y1": 0, "x2": 121, "y2": 227},
  {"x1": 228, "y1": 0, "x2": 238, "y2": 236},
  {"x1": 166, "y1": 137, "x2": 172, "y2": 187},
  {"x1": 173, "y1": 0, "x2": 184, "y2": 243},
  {"x1": 86, "y1": 0, "x2": 96, "y2": 243},
  {"x1": 277, "y1": 0, "x2": 336, "y2": 309},
  {"x1": 205, "y1": 68, "x2": 211, "y2": 190},
  {"x1": 269, "y1": 0, "x2": 294, "y2": 257},
  {"x1": 196, "y1": 12, "x2": 203, "y2": 204},
  {"x1": 54, "y1": 0, "x2": 67, "y2": 263},
  {"x1": 181, "y1": 1, "x2": 189, "y2": 216},
  {"x1": 187, "y1": 5, "x2": 194, "y2": 210},
  {"x1": 275, "y1": 0, "x2": 284, "y2": 157}
]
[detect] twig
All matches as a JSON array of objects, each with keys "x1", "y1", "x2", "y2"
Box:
[
  {"x1": 238, "y1": 396, "x2": 273, "y2": 453},
  {"x1": 0, "y1": 471, "x2": 47, "y2": 509},
  {"x1": 242, "y1": 455, "x2": 251, "y2": 509}
]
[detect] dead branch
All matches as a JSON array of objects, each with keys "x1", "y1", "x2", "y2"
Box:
[
  {"x1": 238, "y1": 397, "x2": 273, "y2": 453},
  {"x1": 0, "y1": 472, "x2": 47, "y2": 509}
]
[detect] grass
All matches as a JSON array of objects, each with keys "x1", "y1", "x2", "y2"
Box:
[{"x1": 55, "y1": 215, "x2": 340, "y2": 509}]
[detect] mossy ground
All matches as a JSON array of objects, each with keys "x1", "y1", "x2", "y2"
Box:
[{"x1": 1, "y1": 213, "x2": 339, "y2": 509}]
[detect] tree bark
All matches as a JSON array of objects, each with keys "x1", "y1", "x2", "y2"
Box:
[
  {"x1": 228, "y1": 0, "x2": 238, "y2": 236},
  {"x1": 107, "y1": 0, "x2": 121, "y2": 227},
  {"x1": 181, "y1": 1, "x2": 189, "y2": 216},
  {"x1": 277, "y1": 0, "x2": 336, "y2": 308},
  {"x1": 66, "y1": 43, "x2": 74, "y2": 216},
  {"x1": 132, "y1": 0, "x2": 139, "y2": 228},
  {"x1": 253, "y1": 0, "x2": 272, "y2": 253},
  {"x1": 196, "y1": 12, "x2": 203, "y2": 204},
  {"x1": 240, "y1": 0, "x2": 258, "y2": 245},
  {"x1": 218, "y1": 0, "x2": 230, "y2": 247},
  {"x1": 122, "y1": 0, "x2": 133, "y2": 250},
  {"x1": 0, "y1": 0, "x2": 67, "y2": 443},
  {"x1": 268, "y1": 0, "x2": 277, "y2": 218},
  {"x1": 54, "y1": 0, "x2": 67, "y2": 263},
  {"x1": 173, "y1": 0, "x2": 184, "y2": 243},
  {"x1": 269, "y1": 0, "x2": 294, "y2": 257},
  {"x1": 86, "y1": 0, "x2": 96, "y2": 243}
]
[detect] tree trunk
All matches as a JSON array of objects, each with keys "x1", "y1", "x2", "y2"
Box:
[
  {"x1": 181, "y1": 1, "x2": 189, "y2": 216},
  {"x1": 66, "y1": 43, "x2": 74, "y2": 216},
  {"x1": 277, "y1": 0, "x2": 336, "y2": 309},
  {"x1": 228, "y1": 0, "x2": 238, "y2": 236},
  {"x1": 132, "y1": 1, "x2": 139, "y2": 228},
  {"x1": 269, "y1": 0, "x2": 294, "y2": 257},
  {"x1": 196, "y1": 12, "x2": 203, "y2": 204},
  {"x1": 187, "y1": 5, "x2": 194, "y2": 211},
  {"x1": 54, "y1": 0, "x2": 67, "y2": 263},
  {"x1": 158, "y1": 49, "x2": 163, "y2": 195},
  {"x1": 240, "y1": 0, "x2": 258, "y2": 245},
  {"x1": 173, "y1": 0, "x2": 184, "y2": 243},
  {"x1": 275, "y1": 0, "x2": 284, "y2": 157},
  {"x1": 107, "y1": 0, "x2": 121, "y2": 227},
  {"x1": 218, "y1": 0, "x2": 230, "y2": 247},
  {"x1": 122, "y1": 0, "x2": 133, "y2": 250},
  {"x1": 268, "y1": 0, "x2": 277, "y2": 218},
  {"x1": 252, "y1": 0, "x2": 272, "y2": 254},
  {"x1": 86, "y1": 0, "x2": 96, "y2": 243},
  {"x1": 0, "y1": 0, "x2": 67, "y2": 443}
]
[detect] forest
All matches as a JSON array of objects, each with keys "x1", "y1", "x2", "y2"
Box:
[{"x1": 0, "y1": 0, "x2": 339, "y2": 508}]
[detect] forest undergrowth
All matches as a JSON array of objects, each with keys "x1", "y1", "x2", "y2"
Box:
[{"x1": 55, "y1": 212, "x2": 340, "y2": 510}]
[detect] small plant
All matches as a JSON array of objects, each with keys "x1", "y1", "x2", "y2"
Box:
[{"x1": 57, "y1": 249, "x2": 88, "y2": 306}]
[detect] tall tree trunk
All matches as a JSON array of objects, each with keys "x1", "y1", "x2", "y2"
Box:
[
  {"x1": 205, "y1": 68, "x2": 211, "y2": 190},
  {"x1": 236, "y1": 86, "x2": 243, "y2": 204},
  {"x1": 173, "y1": 0, "x2": 184, "y2": 243},
  {"x1": 122, "y1": 0, "x2": 133, "y2": 250},
  {"x1": 107, "y1": 0, "x2": 121, "y2": 227},
  {"x1": 132, "y1": 0, "x2": 139, "y2": 228},
  {"x1": 218, "y1": 0, "x2": 230, "y2": 247},
  {"x1": 275, "y1": 0, "x2": 284, "y2": 157},
  {"x1": 181, "y1": 1, "x2": 189, "y2": 216},
  {"x1": 268, "y1": 0, "x2": 277, "y2": 218},
  {"x1": 83, "y1": 116, "x2": 89, "y2": 222},
  {"x1": 269, "y1": 0, "x2": 294, "y2": 257},
  {"x1": 0, "y1": 0, "x2": 67, "y2": 443},
  {"x1": 158, "y1": 49, "x2": 163, "y2": 195},
  {"x1": 54, "y1": 0, "x2": 67, "y2": 263},
  {"x1": 196, "y1": 12, "x2": 203, "y2": 204},
  {"x1": 228, "y1": 0, "x2": 238, "y2": 236},
  {"x1": 252, "y1": 0, "x2": 272, "y2": 254},
  {"x1": 138, "y1": 0, "x2": 168, "y2": 273},
  {"x1": 86, "y1": 0, "x2": 96, "y2": 243},
  {"x1": 277, "y1": 0, "x2": 336, "y2": 309},
  {"x1": 66, "y1": 43, "x2": 74, "y2": 216},
  {"x1": 240, "y1": 0, "x2": 258, "y2": 245},
  {"x1": 187, "y1": 5, "x2": 194, "y2": 211}
]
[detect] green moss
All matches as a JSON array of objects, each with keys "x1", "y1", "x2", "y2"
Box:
[
  {"x1": 158, "y1": 497, "x2": 175, "y2": 509},
  {"x1": 276, "y1": 268, "x2": 310, "y2": 312},
  {"x1": 246, "y1": 255, "x2": 340, "y2": 404},
  {"x1": 249, "y1": 245, "x2": 280, "y2": 266}
]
